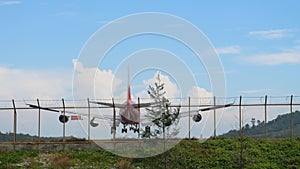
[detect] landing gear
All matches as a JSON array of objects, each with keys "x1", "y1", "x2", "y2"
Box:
[
  {"x1": 121, "y1": 128, "x2": 128, "y2": 133},
  {"x1": 122, "y1": 124, "x2": 128, "y2": 133},
  {"x1": 121, "y1": 124, "x2": 139, "y2": 133},
  {"x1": 133, "y1": 128, "x2": 139, "y2": 133},
  {"x1": 131, "y1": 124, "x2": 139, "y2": 133}
]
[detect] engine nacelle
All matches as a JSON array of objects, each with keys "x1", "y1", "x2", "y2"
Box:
[
  {"x1": 193, "y1": 114, "x2": 202, "y2": 122},
  {"x1": 59, "y1": 115, "x2": 69, "y2": 123},
  {"x1": 90, "y1": 117, "x2": 99, "y2": 127}
]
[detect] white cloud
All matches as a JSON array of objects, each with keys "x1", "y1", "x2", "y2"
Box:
[
  {"x1": 186, "y1": 86, "x2": 212, "y2": 105},
  {"x1": 136, "y1": 72, "x2": 180, "y2": 100},
  {"x1": 248, "y1": 29, "x2": 291, "y2": 40},
  {"x1": 244, "y1": 46, "x2": 300, "y2": 65},
  {"x1": 0, "y1": 1, "x2": 21, "y2": 6},
  {"x1": 72, "y1": 60, "x2": 122, "y2": 99},
  {"x1": 134, "y1": 71, "x2": 212, "y2": 104},
  {"x1": 0, "y1": 66, "x2": 70, "y2": 99},
  {"x1": 216, "y1": 45, "x2": 240, "y2": 55},
  {"x1": 0, "y1": 66, "x2": 74, "y2": 136}
]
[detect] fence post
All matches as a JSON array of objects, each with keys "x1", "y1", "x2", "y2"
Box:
[
  {"x1": 87, "y1": 98, "x2": 90, "y2": 142},
  {"x1": 239, "y1": 96, "x2": 244, "y2": 169},
  {"x1": 37, "y1": 98, "x2": 41, "y2": 149},
  {"x1": 239, "y1": 96, "x2": 243, "y2": 138},
  {"x1": 264, "y1": 95, "x2": 267, "y2": 138},
  {"x1": 290, "y1": 95, "x2": 293, "y2": 138},
  {"x1": 213, "y1": 96, "x2": 216, "y2": 139},
  {"x1": 112, "y1": 98, "x2": 116, "y2": 146},
  {"x1": 12, "y1": 99, "x2": 17, "y2": 150},
  {"x1": 138, "y1": 97, "x2": 141, "y2": 144},
  {"x1": 62, "y1": 98, "x2": 66, "y2": 150},
  {"x1": 188, "y1": 97, "x2": 191, "y2": 140}
]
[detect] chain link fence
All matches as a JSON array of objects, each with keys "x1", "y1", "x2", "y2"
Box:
[{"x1": 0, "y1": 95, "x2": 299, "y2": 148}]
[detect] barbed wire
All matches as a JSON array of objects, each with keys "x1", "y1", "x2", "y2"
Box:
[{"x1": 0, "y1": 95, "x2": 299, "y2": 110}]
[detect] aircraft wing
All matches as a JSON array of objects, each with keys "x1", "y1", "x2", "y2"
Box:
[
  {"x1": 26, "y1": 103, "x2": 60, "y2": 113},
  {"x1": 26, "y1": 103, "x2": 120, "y2": 127},
  {"x1": 89, "y1": 101, "x2": 157, "y2": 108},
  {"x1": 137, "y1": 102, "x2": 234, "y2": 124},
  {"x1": 26, "y1": 103, "x2": 94, "y2": 116},
  {"x1": 179, "y1": 102, "x2": 234, "y2": 118},
  {"x1": 89, "y1": 101, "x2": 120, "y2": 107},
  {"x1": 89, "y1": 101, "x2": 129, "y2": 108}
]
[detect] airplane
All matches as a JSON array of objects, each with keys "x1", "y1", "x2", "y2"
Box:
[{"x1": 25, "y1": 70, "x2": 234, "y2": 135}]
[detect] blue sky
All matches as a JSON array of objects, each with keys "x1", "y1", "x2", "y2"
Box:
[{"x1": 1, "y1": 0, "x2": 300, "y2": 99}]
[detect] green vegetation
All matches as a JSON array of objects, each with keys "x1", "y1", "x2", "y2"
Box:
[
  {"x1": 221, "y1": 110, "x2": 300, "y2": 138},
  {"x1": 0, "y1": 138, "x2": 299, "y2": 168}
]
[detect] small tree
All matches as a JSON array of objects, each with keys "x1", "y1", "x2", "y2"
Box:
[{"x1": 141, "y1": 73, "x2": 180, "y2": 138}]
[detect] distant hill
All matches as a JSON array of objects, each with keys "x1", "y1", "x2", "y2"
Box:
[
  {"x1": 0, "y1": 132, "x2": 85, "y2": 142},
  {"x1": 220, "y1": 110, "x2": 300, "y2": 138},
  {"x1": 0, "y1": 132, "x2": 40, "y2": 142}
]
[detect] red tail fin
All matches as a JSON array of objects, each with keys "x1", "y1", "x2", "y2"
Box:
[{"x1": 127, "y1": 66, "x2": 131, "y2": 101}]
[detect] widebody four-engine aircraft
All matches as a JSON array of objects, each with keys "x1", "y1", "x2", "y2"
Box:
[
  {"x1": 26, "y1": 70, "x2": 234, "y2": 135},
  {"x1": 89, "y1": 72, "x2": 154, "y2": 133}
]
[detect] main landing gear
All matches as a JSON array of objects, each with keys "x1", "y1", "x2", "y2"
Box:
[
  {"x1": 121, "y1": 124, "x2": 139, "y2": 133},
  {"x1": 121, "y1": 127, "x2": 127, "y2": 133}
]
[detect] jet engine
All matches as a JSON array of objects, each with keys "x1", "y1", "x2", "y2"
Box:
[
  {"x1": 193, "y1": 114, "x2": 202, "y2": 122},
  {"x1": 90, "y1": 117, "x2": 99, "y2": 127},
  {"x1": 59, "y1": 115, "x2": 69, "y2": 123}
]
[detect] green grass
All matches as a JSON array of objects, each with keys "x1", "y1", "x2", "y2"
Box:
[{"x1": 0, "y1": 138, "x2": 299, "y2": 169}]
